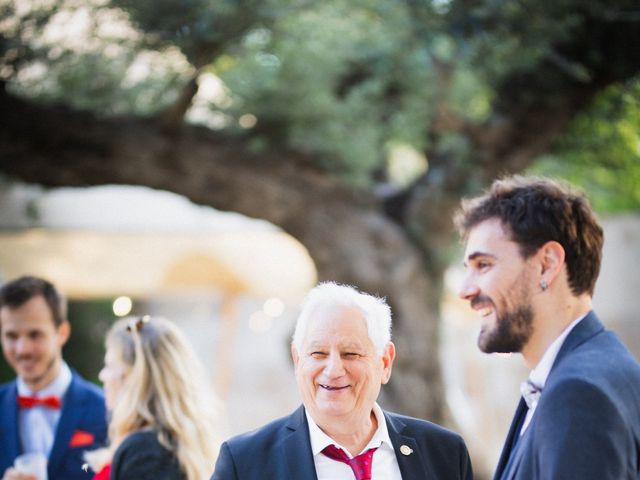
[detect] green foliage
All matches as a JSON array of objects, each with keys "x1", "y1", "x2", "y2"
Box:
[
  {"x1": 217, "y1": 1, "x2": 438, "y2": 183},
  {"x1": 1, "y1": 0, "x2": 639, "y2": 202},
  {"x1": 63, "y1": 299, "x2": 115, "y2": 384},
  {"x1": 530, "y1": 80, "x2": 640, "y2": 213},
  {"x1": 0, "y1": 350, "x2": 13, "y2": 384},
  {"x1": 109, "y1": 0, "x2": 271, "y2": 64},
  {"x1": 2, "y1": 0, "x2": 194, "y2": 115},
  {"x1": 448, "y1": 0, "x2": 601, "y2": 84},
  {"x1": 449, "y1": 67, "x2": 493, "y2": 122}
]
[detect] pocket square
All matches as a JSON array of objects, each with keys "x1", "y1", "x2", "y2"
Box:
[{"x1": 69, "y1": 430, "x2": 95, "y2": 447}]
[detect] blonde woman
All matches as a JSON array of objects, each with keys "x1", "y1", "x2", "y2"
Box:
[{"x1": 89, "y1": 315, "x2": 223, "y2": 480}]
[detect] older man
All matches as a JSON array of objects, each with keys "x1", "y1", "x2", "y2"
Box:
[
  {"x1": 212, "y1": 282, "x2": 472, "y2": 480},
  {"x1": 456, "y1": 175, "x2": 640, "y2": 479}
]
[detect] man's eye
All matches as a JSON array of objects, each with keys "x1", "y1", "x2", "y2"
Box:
[
  {"x1": 310, "y1": 352, "x2": 327, "y2": 359},
  {"x1": 477, "y1": 261, "x2": 491, "y2": 269},
  {"x1": 343, "y1": 353, "x2": 360, "y2": 358}
]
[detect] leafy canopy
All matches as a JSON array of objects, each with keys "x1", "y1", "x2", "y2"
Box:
[{"x1": 1, "y1": 0, "x2": 638, "y2": 208}]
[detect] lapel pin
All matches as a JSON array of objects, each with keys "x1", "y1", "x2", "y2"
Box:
[{"x1": 400, "y1": 445, "x2": 413, "y2": 456}]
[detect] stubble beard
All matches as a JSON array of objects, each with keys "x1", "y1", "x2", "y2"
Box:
[{"x1": 479, "y1": 304, "x2": 534, "y2": 354}]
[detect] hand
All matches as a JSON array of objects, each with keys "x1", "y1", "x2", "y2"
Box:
[{"x1": 2, "y1": 468, "x2": 38, "y2": 480}]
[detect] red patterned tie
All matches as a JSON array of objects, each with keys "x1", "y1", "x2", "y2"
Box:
[
  {"x1": 322, "y1": 444, "x2": 378, "y2": 480},
  {"x1": 17, "y1": 395, "x2": 62, "y2": 409}
]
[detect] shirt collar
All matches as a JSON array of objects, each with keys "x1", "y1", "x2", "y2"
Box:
[
  {"x1": 529, "y1": 313, "x2": 586, "y2": 388},
  {"x1": 306, "y1": 403, "x2": 393, "y2": 457},
  {"x1": 17, "y1": 361, "x2": 73, "y2": 398}
]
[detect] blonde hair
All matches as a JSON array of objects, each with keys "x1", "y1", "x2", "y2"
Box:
[{"x1": 105, "y1": 315, "x2": 223, "y2": 479}]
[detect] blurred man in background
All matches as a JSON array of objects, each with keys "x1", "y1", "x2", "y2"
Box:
[{"x1": 0, "y1": 276, "x2": 107, "y2": 480}]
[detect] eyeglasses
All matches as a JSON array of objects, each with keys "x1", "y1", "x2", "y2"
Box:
[{"x1": 126, "y1": 315, "x2": 151, "y2": 333}]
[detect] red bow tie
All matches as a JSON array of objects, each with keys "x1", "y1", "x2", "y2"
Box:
[{"x1": 17, "y1": 395, "x2": 62, "y2": 409}]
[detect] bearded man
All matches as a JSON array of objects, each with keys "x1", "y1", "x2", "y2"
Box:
[{"x1": 455, "y1": 175, "x2": 640, "y2": 480}]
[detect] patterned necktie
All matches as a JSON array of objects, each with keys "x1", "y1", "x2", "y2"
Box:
[
  {"x1": 17, "y1": 395, "x2": 62, "y2": 409},
  {"x1": 520, "y1": 380, "x2": 542, "y2": 409},
  {"x1": 322, "y1": 444, "x2": 378, "y2": 480}
]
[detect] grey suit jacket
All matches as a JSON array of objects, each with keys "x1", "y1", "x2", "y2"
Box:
[
  {"x1": 495, "y1": 311, "x2": 640, "y2": 480},
  {"x1": 211, "y1": 405, "x2": 473, "y2": 479}
]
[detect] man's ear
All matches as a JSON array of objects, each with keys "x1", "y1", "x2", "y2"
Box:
[
  {"x1": 291, "y1": 344, "x2": 299, "y2": 369},
  {"x1": 538, "y1": 240, "x2": 565, "y2": 287},
  {"x1": 381, "y1": 341, "x2": 396, "y2": 384},
  {"x1": 57, "y1": 320, "x2": 71, "y2": 347}
]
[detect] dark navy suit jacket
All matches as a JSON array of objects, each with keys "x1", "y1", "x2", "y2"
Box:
[
  {"x1": 211, "y1": 405, "x2": 473, "y2": 479},
  {"x1": 0, "y1": 372, "x2": 108, "y2": 480},
  {"x1": 494, "y1": 311, "x2": 640, "y2": 480}
]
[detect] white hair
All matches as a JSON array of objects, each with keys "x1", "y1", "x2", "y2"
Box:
[{"x1": 292, "y1": 282, "x2": 392, "y2": 355}]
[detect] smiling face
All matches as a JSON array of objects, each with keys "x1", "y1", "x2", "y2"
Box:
[
  {"x1": 459, "y1": 218, "x2": 536, "y2": 354},
  {"x1": 292, "y1": 306, "x2": 394, "y2": 431},
  {"x1": 0, "y1": 295, "x2": 69, "y2": 392},
  {"x1": 98, "y1": 344, "x2": 129, "y2": 411}
]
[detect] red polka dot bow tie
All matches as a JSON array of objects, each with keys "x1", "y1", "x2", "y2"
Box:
[
  {"x1": 322, "y1": 444, "x2": 378, "y2": 480},
  {"x1": 17, "y1": 395, "x2": 62, "y2": 409}
]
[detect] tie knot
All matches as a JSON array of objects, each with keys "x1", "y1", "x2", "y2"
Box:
[
  {"x1": 322, "y1": 444, "x2": 378, "y2": 480},
  {"x1": 17, "y1": 395, "x2": 62, "y2": 410},
  {"x1": 520, "y1": 380, "x2": 542, "y2": 409}
]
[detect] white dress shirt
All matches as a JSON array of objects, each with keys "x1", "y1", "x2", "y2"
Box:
[
  {"x1": 17, "y1": 361, "x2": 72, "y2": 456},
  {"x1": 306, "y1": 402, "x2": 403, "y2": 480},
  {"x1": 520, "y1": 314, "x2": 586, "y2": 435}
]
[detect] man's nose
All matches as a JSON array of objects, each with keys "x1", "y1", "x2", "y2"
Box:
[
  {"x1": 458, "y1": 273, "x2": 479, "y2": 301},
  {"x1": 15, "y1": 337, "x2": 33, "y2": 355},
  {"x1": 324, "y1": 352, "x2": 346, "y2": 377}
]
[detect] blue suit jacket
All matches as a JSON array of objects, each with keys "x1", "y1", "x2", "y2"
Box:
[
  {"x1": 211, "y1": 405, "x2": 473, "y2": 479},
  {"x1": 494, "y1": 311, "x2": 640, "y2": 480},
  {"x1": 0, "y1": 372, "x2": 108, "y2": 480}
]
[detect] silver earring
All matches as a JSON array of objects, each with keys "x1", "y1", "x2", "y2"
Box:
[{"x1": 540, "y1": 280, "x2": 548, "y2": 291}]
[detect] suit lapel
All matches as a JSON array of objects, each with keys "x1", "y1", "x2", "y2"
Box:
[
  {"x1": 385, "y1": 412, "x2": 434, "y2": 479},
  {"x1": 0, "y1": 382, "x2": 21, "y2": 470},
  {"x1": 501, "y1": 423, "x2": 536, "y2": 480},
  {"x1": 282, "y1": 406, "x2": 318, "y2": 480},
  {"x1": 493, "y1": 398, "x2": 528, "y2": 480},
  {"x1": 47, "y1": 374, "x2": 84, "y2": 477}
]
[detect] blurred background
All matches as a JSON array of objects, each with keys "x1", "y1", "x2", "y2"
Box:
[{"x1": 1, "y1": 1, "x2": 639, "y2": 478}]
